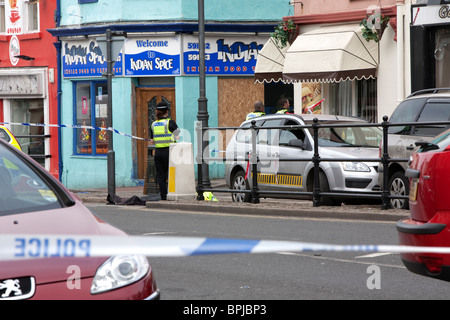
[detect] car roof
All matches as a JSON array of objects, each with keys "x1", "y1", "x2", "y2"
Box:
[
  {"x1": 244, "y1": 113, "x2": 367, "y2": 124},
  {"x1": 407, "y1": 88, "x2": 450, "y2": 99}
]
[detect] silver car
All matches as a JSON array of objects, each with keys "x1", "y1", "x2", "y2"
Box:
[{"x1": 225, "y1": 114, "x2": 382, "y2": 205}]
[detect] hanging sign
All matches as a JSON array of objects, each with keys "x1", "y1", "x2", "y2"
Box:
[{"x1": 183, "y1": 35, "x2": 267, "y2": 75}]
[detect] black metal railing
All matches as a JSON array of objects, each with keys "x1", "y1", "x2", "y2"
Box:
[{"x1": 195, "y1": 116, "x2": 450, "y2": 210}]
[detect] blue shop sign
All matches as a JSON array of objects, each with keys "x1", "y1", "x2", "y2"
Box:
[
  {"x1": 124, "y1": 37, "x2": 181, "y2": 76},
  {"x1": 62, "y1": 40, "x2": 124, "y2": 78},
  {"x1": 183, "y1": 35, "x2": 266, "y2": 75}
]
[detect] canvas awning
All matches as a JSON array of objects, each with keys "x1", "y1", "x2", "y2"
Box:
[
  {"x1": 254, "y1": 37, "x2": 290, "y2": 83},
  {"x1": 282, "y1": 24, "x2": 379, "y2": 83}
]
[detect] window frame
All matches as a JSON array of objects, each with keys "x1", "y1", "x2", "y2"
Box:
[{"x1": 72, "y1": 80, "x2": 109, "y2": 157}]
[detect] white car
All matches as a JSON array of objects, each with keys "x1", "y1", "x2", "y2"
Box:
[{"x1": 225, "y1": 114, "x2": 382, "y2": 205}]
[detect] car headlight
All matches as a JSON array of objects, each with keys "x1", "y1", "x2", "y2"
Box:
[
  {"x1": 342, "y1": 162, "x2": 370, "y2": 172},
  {"x1": 91, "y1": 255, "x2": 149, "y2": 294}
]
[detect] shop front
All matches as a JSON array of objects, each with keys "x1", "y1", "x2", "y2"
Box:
[{"x1": 59, "y1": 30, "x2": 269, "y2": 189}]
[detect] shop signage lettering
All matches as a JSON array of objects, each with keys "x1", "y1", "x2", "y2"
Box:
[
  {"x1": 62, "y1": 40, "x2": 123, "y2": 78},
  {"x1": 124, "y1": 38, "x2": 180, "y2": 76},
  {"x1": 62, "y1": 35, "x2": 267, "y2": 78},
  {"x1": 413, "y1": 5, "x2": 450, "y2": 26},
  {"x1": 439, "y1": 5, "x2": 450, "y2": 19},
  {"x1": 184, "y1": 35, "x2": 266, "y2": 75},
  {"x1": 216, "y1": 39, "x2": 261, "y2": 63}
]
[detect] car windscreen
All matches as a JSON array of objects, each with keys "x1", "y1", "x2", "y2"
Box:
[
  {"x1": 0, "y1": 128, "x2": 11, "y2": 143},
  {"x1": 0, "y1": 145, "x2": 62, "y2": 216},
  {"x1": 306, "y1": 121, "x2": 382, "y2": 148}
]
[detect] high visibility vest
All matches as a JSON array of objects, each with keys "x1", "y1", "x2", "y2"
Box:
[
  {"x1": 246, "y1": 112, "x2": 265, "y2": 121},
  {"x1": 276, "y1": 109, "x2": 288, "y2": 114},
  {"x1": 152, "y1": 118, "x2": 174, "y2": 148}
]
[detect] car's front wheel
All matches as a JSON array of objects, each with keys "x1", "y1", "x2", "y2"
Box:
[
  {"x1": 389, "y1": 171, "x2": 409, "y2": 210},
  {"x1": 231, "y1": 170, "x2": 251, "y2": 203}
]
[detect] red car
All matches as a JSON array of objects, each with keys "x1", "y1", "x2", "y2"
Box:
[
  {"x1": 0, "y1": 139, "x2": 159, "y2": 300},
  {"x1": 397, "y1": 129, "x2": 450, "y2": 281}
]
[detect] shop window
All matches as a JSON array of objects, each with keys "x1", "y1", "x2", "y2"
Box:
[
  {"x1": 329, "y1": 79, "x2": 377, "y2": 123},
  {"x1": 74, "y1": 81, "x2": 108, "y2": 156},
  {"x1": 10, "y1": 99, "x2": 46, "y2": 167}
]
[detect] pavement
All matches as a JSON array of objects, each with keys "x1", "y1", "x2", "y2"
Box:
[{"x1": 71, "y1": 179, "x2": 409, "y2": 222}]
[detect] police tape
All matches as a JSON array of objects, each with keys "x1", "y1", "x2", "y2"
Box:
[
  {"x1": 2, "y1": 234, "x2": 450, "y2": 261},
  {"x1": 0, "y1": 122, "x2": 151, "y2": 142}
]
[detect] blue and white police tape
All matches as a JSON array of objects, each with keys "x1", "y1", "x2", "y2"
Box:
[
  {"x1": 2, "y1": 235, "x2": 450, "y2": 261},
  {"x1": 0, "y1": 122, "x2": 152, "y2": 142}
]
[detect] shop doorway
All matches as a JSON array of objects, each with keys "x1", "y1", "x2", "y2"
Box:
[{"x1": 136, "y1": 87, "x2": 176, "y2": 179}]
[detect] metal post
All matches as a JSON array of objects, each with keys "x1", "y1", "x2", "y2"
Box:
[
  {"x1": 250, "y1": 120, "x2": 260, "y2": 204},
  {"x1": 106, "y1": 29, "x2": 116, "y2": 198},
  {"x1": 312, "y1": 118, "x2": 320, "y2": 207},
  {"x1": 197, "y1": 0, "x2": 211, "y2": 188},
  {"x1": 381, "y1": 115, "x2": 390, "y2": 210},
  {"x1": 196, "y1": 121, "x2": 204, "y2": 200}
]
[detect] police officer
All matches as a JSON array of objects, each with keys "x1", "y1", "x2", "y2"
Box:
[
  {"x1": 246, "y1": 101, "x2": 265, "y2": 121},
  {"x1": 150, "y1": 102, "x2": 179, "y2": 200},
  {"x1": 276, "y1": 98, "x2": 291, "y2": 114}
]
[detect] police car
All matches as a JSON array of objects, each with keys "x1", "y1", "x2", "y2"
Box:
[
  {"x1": 0, "y1": 126, "x2": 21, "y2": 151},
  {"x1": 0, "y1": 139, "x2": 159, "y2": 300}
]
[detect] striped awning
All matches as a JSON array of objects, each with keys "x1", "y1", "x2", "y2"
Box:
[
  {"x1": 282, "y1": 24, "x2": 379, "y2": 83},
  {"x1": 254, "y1": 37, "x2": 290, "y2": 83}
]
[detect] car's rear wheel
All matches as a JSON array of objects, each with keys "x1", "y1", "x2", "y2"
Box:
[
  {"x1": 231, "y1": 170, "x2": 251, "y2": 203},
  {"x1": 389, "y1": 171, "x2": 409, "y2": 210}
]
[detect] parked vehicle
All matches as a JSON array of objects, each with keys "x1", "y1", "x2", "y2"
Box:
[
  {"x1": 0, "y1": 139, "x2": 159, "y2": 300},
  {"x1": 397, "y1": 129, "x2": 450, "y2": 281},
  {"x1": 0, "y1": 126, "x2": 21, "y2": 151},
  {"x1": 225, "y1": 114, "x2": 382, "y2": 205},
  {"x1": 379, "y1": 88, "x2": 450, "y2": 209}
]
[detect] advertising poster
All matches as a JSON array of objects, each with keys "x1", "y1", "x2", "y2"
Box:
[
  {"x1": 6, "y1": 0, "x2": 23, "y2": 35},
  {"x1": 124, "y1": 37, "x2": 181, "y2": 76},
  {"x1": 302, "y1": 83, "x2": 323, "y2": 114},
  {"x1": 183, "y1": 35, "x2": 267, "y2": 76}
]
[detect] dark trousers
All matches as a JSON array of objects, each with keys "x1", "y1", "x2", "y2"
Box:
[{"x1": 154, "y1": 147, "x2": 170, "y2": 200}]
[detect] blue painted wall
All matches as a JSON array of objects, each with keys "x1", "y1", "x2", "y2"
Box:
[{"x1": 61, "y1": 0, "x2": 291, "y2": 24}]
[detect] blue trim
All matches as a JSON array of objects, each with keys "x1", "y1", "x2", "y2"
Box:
[
  {"x1": 48, "y1": 22, "x2": 276, "y2": 37},
  {"x1": 79, "y1": 0, "x2": 98, "y2": 3}
]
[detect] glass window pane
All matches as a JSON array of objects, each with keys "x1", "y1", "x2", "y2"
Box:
[
  {"x1": 10, "y1": 99, "x2": 44, "y2": 166},
  {"x1": 95, "y1": 83, "x2": 108, "y2": 154},
  {"x1": 76, "y1": 83, "x2": 92, "y2": 154}
]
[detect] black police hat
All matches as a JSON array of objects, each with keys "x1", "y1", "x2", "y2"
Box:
[{"x1": 156, "y1": 102, "x2": 170, "y2": 110}]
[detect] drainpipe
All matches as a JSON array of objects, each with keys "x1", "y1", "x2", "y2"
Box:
[
  {"x1": 55, "y1": 0, "x2": 63, "y2": 182},
  {"x1": 397, "y1": 3, "x2": 405, "y2": 105}
]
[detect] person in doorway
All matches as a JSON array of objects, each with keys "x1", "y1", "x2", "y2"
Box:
[
  {"x1": 246, "y1": 101, "x2": 265, "y2": 121},
  {"x1": 276, "y1": 98, "x2": 291, "y2": 114},
  {"x1": 150, "y1": 102, "x2": 179, "y2": 200}
]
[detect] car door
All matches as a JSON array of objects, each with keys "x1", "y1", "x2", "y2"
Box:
[
  {"x1": 275, "y1": 119, "x2": 312, "y2": 193},
  {"x1": 255, "y1": 118, "x2": 284, "y2": 191}
]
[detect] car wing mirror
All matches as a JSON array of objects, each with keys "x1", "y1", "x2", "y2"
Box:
[{"x1": 288, "y1": 139, "x2": 305, "y2": 149}]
